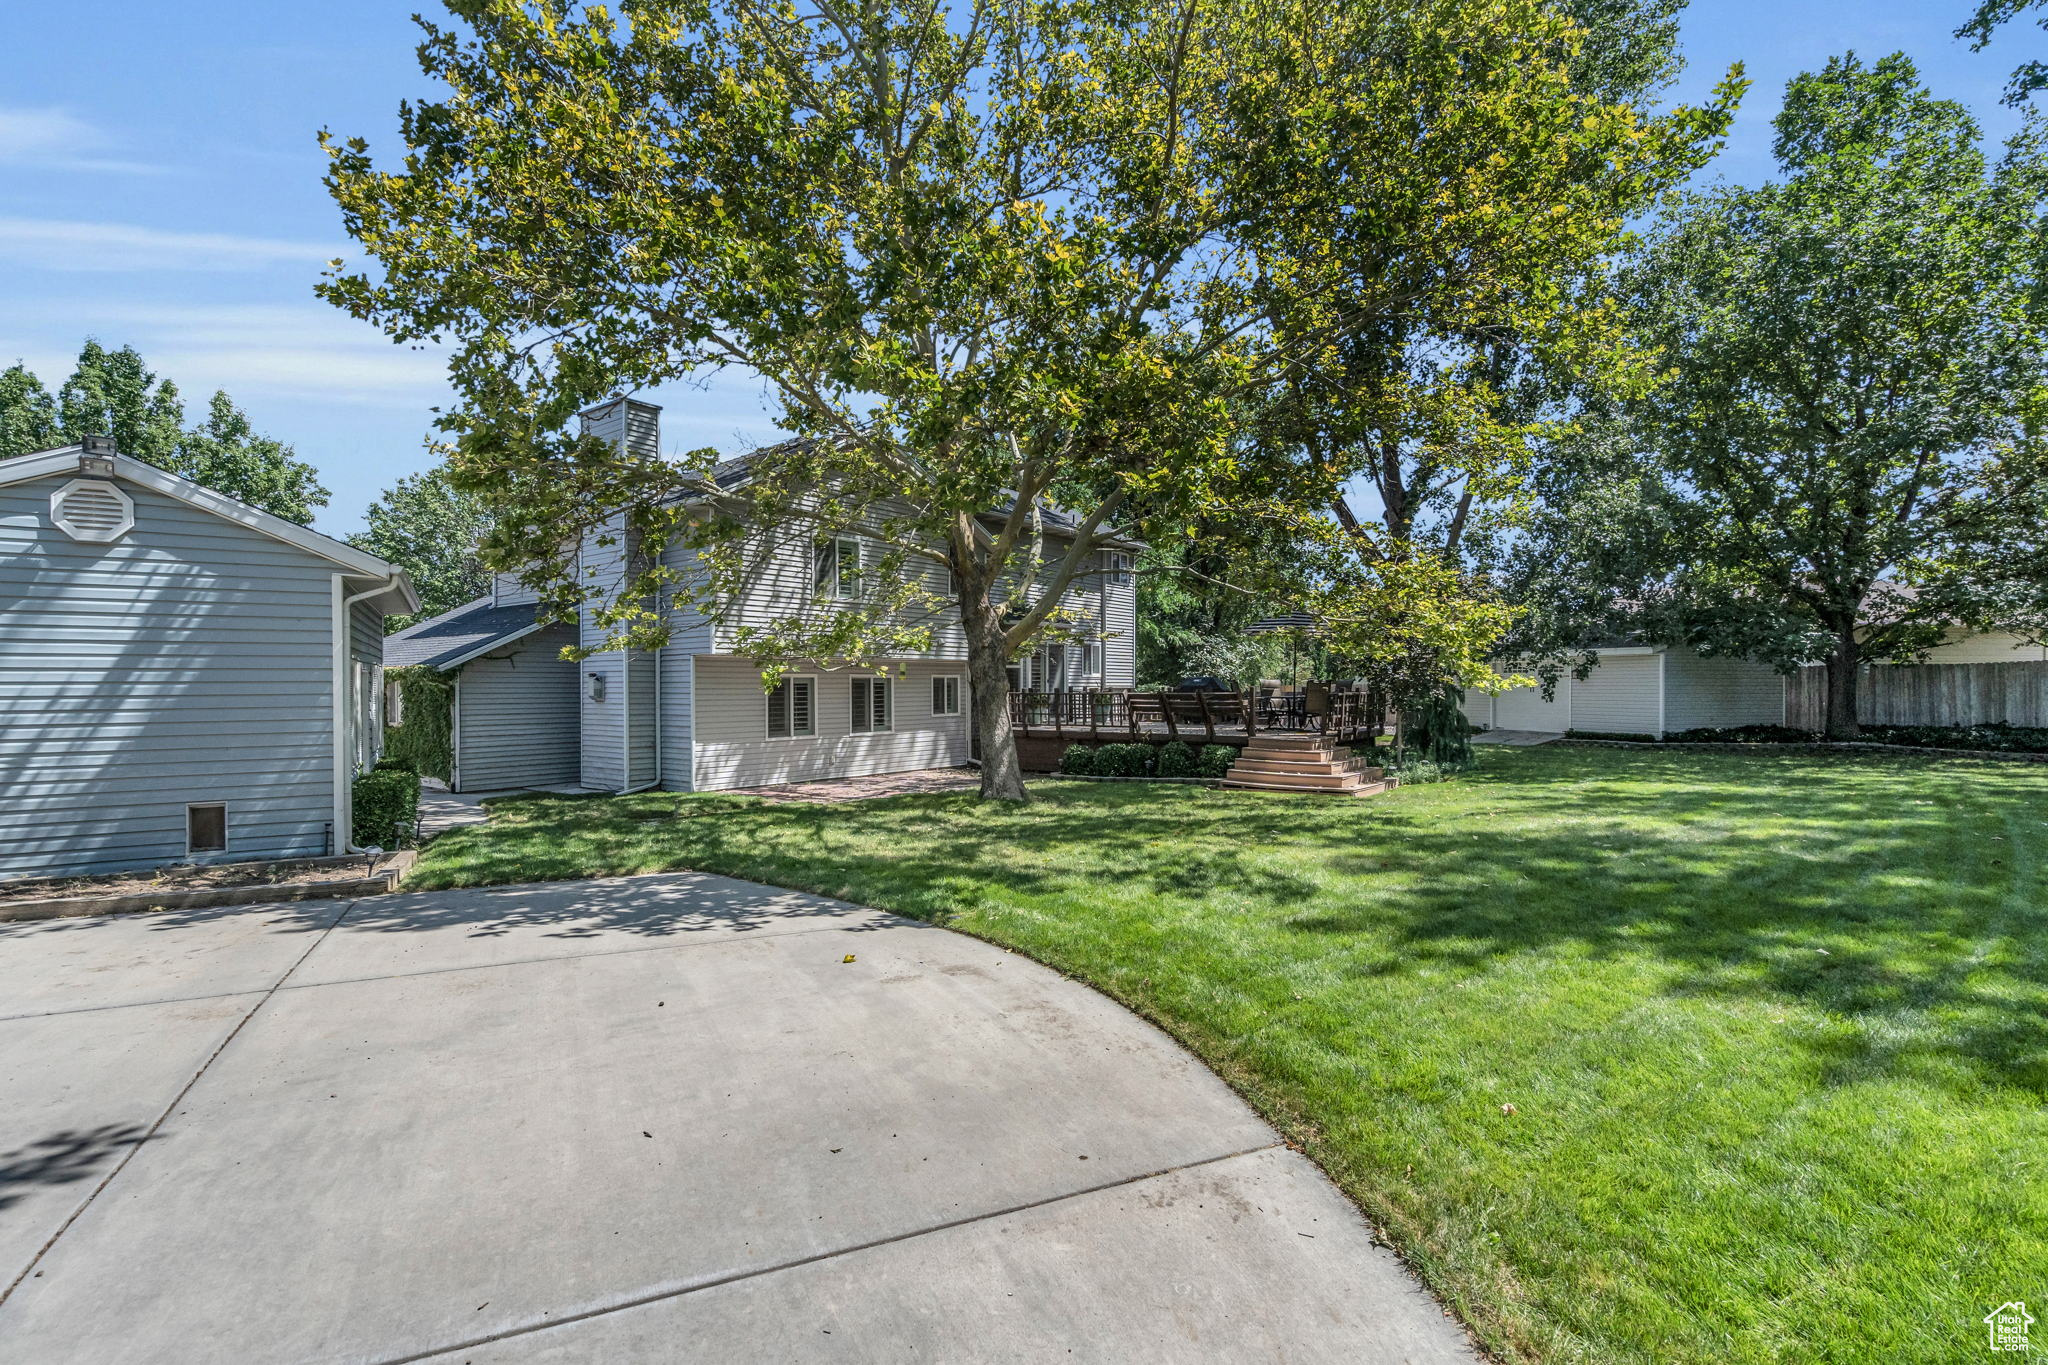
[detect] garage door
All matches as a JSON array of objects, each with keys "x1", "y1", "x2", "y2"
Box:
[{"x1": 1491, "y1": 684, "x2": 1565, "y2": 732}]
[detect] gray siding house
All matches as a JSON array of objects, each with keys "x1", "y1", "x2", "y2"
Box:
[
  {"x1": 388, "y1": 399, "x2": 1137, "y2": 794},
  {"x1": 0, "y1": 441, "x2": 416, "y2": 881}
]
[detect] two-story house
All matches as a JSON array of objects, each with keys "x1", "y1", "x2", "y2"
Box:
[{"x1": 386, "y1": 399, "x2": 1138, "y2": 793}]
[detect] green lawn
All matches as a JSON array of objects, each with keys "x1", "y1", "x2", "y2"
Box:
[{"x1": 410, "y1": 746, "x2": 2048, "y2": 1364}]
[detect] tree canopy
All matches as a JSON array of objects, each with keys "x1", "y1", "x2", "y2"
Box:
[
  {"x1": 1514, "y1": 53, "x2": 2048, "y2": 736},
  {"x1": 347, "y1": 466, "x2": 493, "y2": 625},
  {"x1": 1957, "y1": 0, "x2": 2048, "y2": 105},
  {"x1": 0, "y1": 342, "x2": 329, "y2": 525},
  {"x1": 324, "y1": 0, "x2": 1736, "y2": 797}
]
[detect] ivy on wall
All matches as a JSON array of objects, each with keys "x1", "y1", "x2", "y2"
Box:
[{"x1": 383, "y1": 666, "x2": 455, "y2": 782}]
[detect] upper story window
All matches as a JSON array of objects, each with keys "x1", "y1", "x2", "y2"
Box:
[
  {"x1": 814, "y1": 535, "x2": 865, "y2": 600},
  {"x1": 1102, "y1": 551, "x2": 1132, "y2": 587}
]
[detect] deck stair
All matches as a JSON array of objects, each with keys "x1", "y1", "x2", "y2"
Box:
[{"x1": 1219, "y1": 735, "x2": 1391, "y2": 796}]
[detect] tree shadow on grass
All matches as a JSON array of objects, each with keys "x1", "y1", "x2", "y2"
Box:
[{"x1": 1289, "y1": 750, "x2": 2048, "y2": 1097}]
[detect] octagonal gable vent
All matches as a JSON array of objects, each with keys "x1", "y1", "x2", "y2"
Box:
[{"x1": 51, "y1": 478, "x2": 135, "y2": 544}]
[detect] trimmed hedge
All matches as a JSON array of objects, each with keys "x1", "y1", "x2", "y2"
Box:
[
  {"x1": 352, "y1": 767, "x2": 422, "y2": 850},
  {"x1": 1196, "y1": 743, "x2": 1236, "y2": 779},
  {"x1": 1060, "y1": 744, "x2": 1098, "y2": 775},
  {"x1": 1094, "y1": 742, "x2": 1156, "y2": 777},
  {"x1": 1156, "y1": 741, "x2": 1198, "y2": 778},
  {"x1": 1666, "y1": 724, "x2": 1816, "y2": 744},
  {"x1": 1863, "y1": 722, "x2": 2048, "y2": 753}
]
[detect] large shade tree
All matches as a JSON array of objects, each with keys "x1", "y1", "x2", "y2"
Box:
[
  {"x1": 347, "y1": 466, "x2": 493, "y2": 625},
  {"x1": 1958, "y1": 0, "x2": 2048, "y2": 105},
  {"x1": 0, "y1": 342, "x2": 329, "y2": 525},
  {"x1": 323, "y1": 0, "x2": 1737, "y2": 799},
  {"x1": 1576, "y1": 54, "x2": 2048, "y2": 737}
]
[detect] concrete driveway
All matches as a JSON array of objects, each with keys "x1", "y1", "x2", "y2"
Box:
[{"x1": 0, "y1": 872, "x2": 1477, "y2": 1364}]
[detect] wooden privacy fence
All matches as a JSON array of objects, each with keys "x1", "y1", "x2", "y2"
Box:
[{"x1": 1785, "y1": 660, "x2": 2048, "y2": 729}]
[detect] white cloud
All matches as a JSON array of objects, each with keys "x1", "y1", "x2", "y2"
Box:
[
  {"x1": 1, "y1": 302, "x2": 452, "y2": 407},
  {"x1": 0, "y1": 106, "x2": 160, "y2": 174},
  {"x1": 0, "y1": 218, "x2": 339, "y2": 273}
]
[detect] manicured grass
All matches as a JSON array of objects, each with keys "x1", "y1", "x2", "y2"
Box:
[{"x1": 413, "y1": 747, "x2": 2048, "y2": 1364}]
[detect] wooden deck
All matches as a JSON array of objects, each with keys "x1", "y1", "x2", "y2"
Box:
[{"x1": 1007, "y1": 687, "x2": 1378, "y2": 750}]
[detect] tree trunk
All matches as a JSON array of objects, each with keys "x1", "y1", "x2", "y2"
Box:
[
  {"x1": 966, "y1": 615, "x2": 1028, "y2": 801},
  {"x1": 1823, "y1": 626, "x2": 1861, "y2": 740}
]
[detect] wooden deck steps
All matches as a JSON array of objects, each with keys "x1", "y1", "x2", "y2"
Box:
[{"x1": 1219, "y1": 736, "x2": 1391, "y2": 796}]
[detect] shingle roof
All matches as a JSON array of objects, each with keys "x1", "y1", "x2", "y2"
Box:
[{"x1": 385, "y1": 600, "x2": 548, "y2": 670}]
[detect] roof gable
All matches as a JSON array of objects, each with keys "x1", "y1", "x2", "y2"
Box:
[{"x1": 0, "y1": 445, "x2": 417, "y2": 614}]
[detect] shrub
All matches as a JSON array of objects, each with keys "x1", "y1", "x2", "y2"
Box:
[
  {"x1": 352, "y1": 767, "x2": 422, "y2": 850},
  {"x1": 382, "y1": 666, "x2": 455, "y2": 781},
  {"x1": 1156, "y1": 741, "x2": 1198, "y2": 778},
  {"x1": 1407, "y1": 684, "x2": 1474, "y2": 768},
  {"x1": 1861, "y1": 722, "x2": 2048, "y2": 753},
  {"x1": 1059, "y1": 744, "x2": 1098, "y2": 775},
  {"x1": 1666, "y1": 725, "x2": 1816, "y2": 744},
  {"x1": 1094, "y1": 742, "x2": 1156, "y2": 777},
  {"x1": 1385, "y1": 756, "x2": 1447, "y2": 783},
  {"x1": 1565, "y1": 729, "x2": 1662, "y2": 743},
  {"x1": 1196, "y1": 744, "x2": 1236, "y2": 779}
]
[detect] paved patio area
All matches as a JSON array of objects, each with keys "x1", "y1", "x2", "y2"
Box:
[
  {"x1": 0, "y1": 873, "x2": 1477, "y2": 1364},
  {"x1": 728, "y1": 766, "x2": 983, "y2": 803}
]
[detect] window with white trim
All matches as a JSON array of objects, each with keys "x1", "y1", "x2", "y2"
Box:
[
  {"x1": 851, "y1": 676, "x2": 893, "y2": 733},
  {"x1": 931, "y1": 675, "x2": 962, "y2": 715},
  {"x1": 1102, "y1": 550, "x2": 1132, "y2": 587},
  {"x1": 766, "y1": 676, "x2": 817, "y2": 738},
  {"x1": 813, "y1": 535, "x2": 865, "y2": 600}
]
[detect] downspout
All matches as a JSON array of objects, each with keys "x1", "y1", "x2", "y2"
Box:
[
  {"x1": 332, "y1": 571, "x2": 402, "y2": 853},
  {"x1": 451, "y1": 671, "x2": 463, "y2": 792},
  {"x1": 1656, "y1": 650, "x2": 1667, "y2": 740}
]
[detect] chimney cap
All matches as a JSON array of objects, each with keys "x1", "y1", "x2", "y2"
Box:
[{"x1": 80, "y1": 434, "x2": 118, "y2": 456}]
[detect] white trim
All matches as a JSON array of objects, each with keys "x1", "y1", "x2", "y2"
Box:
[
  {"x1": 687, "y1": 655, "x2": 699, "y2": 792},
  {"x1": 765, "y1": 673, "x2": 820, "y2": 740},
  {"x1": 332, "y1": 575, "x2": 349, "y2": 848},
  {"x1": 49, "y1": 477, "x2": 134, "y2": 542},
  {"x1": 1655, "y1": 650, "x2": 1667, "y2": 739},
  {"x1": 1588, "y1": 645, "x2": 1660, "y2": 658},
  {"x1": 451, "y1": 670, "x2": 464, "y2": 792},
  {"x1": 931, "y1": 673, "x2": 964, "y2": 716},
  {"x1": 1, "y1": 447, "x2": 418, "y2": 613},
  {"x1": 387, "y1": 593, "x2": 494, "y2": 643},
  {"x1": 332, "y1": 572, "x2": 402, "y2": 848},
  {"x1": 850, "y1": 674, "x2": 894, "y2": 734}
]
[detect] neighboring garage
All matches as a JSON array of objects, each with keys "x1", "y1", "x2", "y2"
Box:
[
  {"x1": 384, "y1": 596, "x2": 581, "y2": 793},
  {"x1": 1465, "y1": 645, "x2": 1785, "y2": 739}
]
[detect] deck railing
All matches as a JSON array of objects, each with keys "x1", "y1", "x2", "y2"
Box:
[{"x1": 1007, "y1": 687, "x2": 1376, "y2": 745}]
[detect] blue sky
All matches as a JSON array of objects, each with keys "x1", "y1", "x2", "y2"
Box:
[{"x1": 0, "y1": 1, "x2": 2034, "y2": 537}]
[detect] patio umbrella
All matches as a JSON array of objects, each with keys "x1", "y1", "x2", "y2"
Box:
[{"x1": 1244, "y1": 612, "x2": 1322, "y2": 686}]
